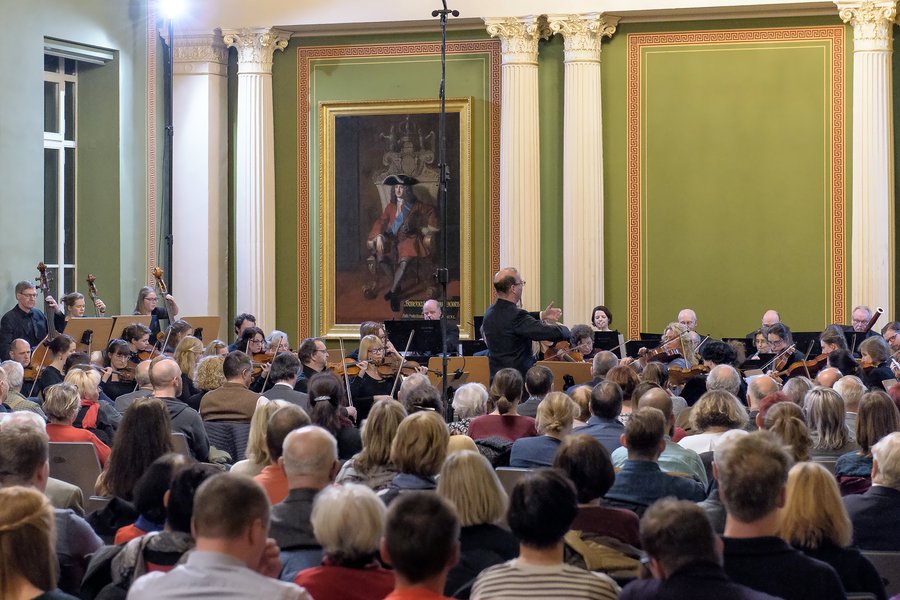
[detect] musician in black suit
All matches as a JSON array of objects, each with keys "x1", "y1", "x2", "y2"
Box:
[
  {"x1": 481, "y1": 267, "x2": 569, "y2": 377},
  {"x1": 0, "y1": 281, "x2": 65, "y2": 361},
  {"x1": 262, "y1": 352, "x2": 310, "y2": 414},
  {"x1": 422, "y1": 298, "x2": 459, "y2": 354}
]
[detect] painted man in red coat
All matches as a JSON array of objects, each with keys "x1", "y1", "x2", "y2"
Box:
[{"x1": 367, "y1": 174, "x2": 439, "y2": 312}]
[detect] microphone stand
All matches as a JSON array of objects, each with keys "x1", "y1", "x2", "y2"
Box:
[{"x1": 432, "y1": 0, "x2": 459, "y2": 421}]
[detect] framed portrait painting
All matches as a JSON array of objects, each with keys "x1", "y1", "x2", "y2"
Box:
[{"x1": 318, "y1": 98, "x2": 473, "y2": 339}]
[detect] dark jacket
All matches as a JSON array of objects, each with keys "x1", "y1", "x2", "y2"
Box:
[
  {"x1": 795, "y1": 539, "x2": 886, "y2": 600},
  {"x1": 844, "y1": 485, "x2": 900, "y2": 550},
  {"x1": 621, "y1": 561, "x2": 782, "y2": 600},
  {"x1": 482, "y1": 298, "x2": 569, "y2": 376},
  {"x1": 159, "y1": 396, "x2": 210, "y2": 462}
]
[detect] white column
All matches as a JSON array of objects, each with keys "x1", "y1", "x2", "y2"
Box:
[
  {"x1": 837, "y1": 1, "x2": 897, "y2": 317},
  {"x1": 172, "y1": 31, "x2": 228, "y2": 338},
  {"x1": 547, "y1": 13, "x2": 618, "y2": 328},
  {"x1": 222, "y1": 28, "x2": 288, "y2": 332},
  {"x1": 485, "y1": 16, "x2": 548, "y2": 310}
]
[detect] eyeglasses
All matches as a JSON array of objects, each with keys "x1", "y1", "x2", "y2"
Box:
[
  {"x1": 19, "y1": 293, "x2": 37, "y2": 298},
  {"x1": 250, "y1": 338, "x2": 265, "y2": 344},
  {"x1": 887, "y1": 332, "x2": 899, "y2": 345},
  {"x1": 370, "y1": 347, "x2": 385, "y2": 354},
  {"x1": 513, "y1": 280, "x2": 526, "y2": 287},
  {"x1": 145, "y1": 296, "x2": 159, "y2": 302}
]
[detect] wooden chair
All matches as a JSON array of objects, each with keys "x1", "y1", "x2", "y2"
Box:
[
  {"x1": 494, "y1": 467, "x2": 532, "y2": 497},
  {"x1": 48, "y1": 442, "x2": 102, "y2": 508},
  {"x1": 861, "y1": 551, "x2": 900, "y2": 597}
]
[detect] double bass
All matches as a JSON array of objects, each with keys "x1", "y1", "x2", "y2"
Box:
[{"x1": 27, "y1": 263, "x2": 60, "y2": 383}]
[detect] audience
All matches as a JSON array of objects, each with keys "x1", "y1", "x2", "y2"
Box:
[
  {"x1": 835, "y1": 375, "x2": 866, "y2": 434},
  {"x1": 147, "y1": 357, "x2": 210, "y2": 461},
  {"x1": 231, "y1": 397, "x2": 294, "y2": 477},
  {"x1": 379, "y1": 411, "x2": 449, "y2": 505},
  {"x1": 437, "y1": 450, "x2": 518, "y2": 596},
  {"x1": 254, "y1": 405, "x2": 311, "y2": 505},
  {"x1": 844, "y1": 431, "x2": 900, "y2": 550},
  {"x1": 605, "y1": 365, "x2": 639, "y2": 423},
  {"x1": 114, "y1": 360, "x2": 153, "y2": 413},
  {"x1": 307, "y1": 372, "x2": 362, "y2": 460},
  {"x1": 43, "y1": 383, "x2": 111, "y2": 466},
  {"x1": 128, "y1": 473, "x2": 312, "y2": 599},
  {"x1": 605, "y1": 407, "x2": 705, "y2": 510},
  {"x1": 65, "y1": 367, "x2": 120, "y2": 445},
  {"x1": 621, "y1": 499, "x2": 780, "y2": 600},
  {"x1": 337, "y1": 399, "x2": 407, "y2": 491},
  {"x1": 198, "y1": 351, "x2": 260, "y2": 422},
  {"x1": 568, "y1": 385, "x2": 592, "y2": 427},
  {"x1": 472, "y1": 469, "x2": 620, "y2": 600},
  {"x1": 835, "y1": 390, "x2": 900, "y2": 495},
  {"x1": 783, "y1": 376, "x2": 814, "y2": 408},
  {"x1": 679, "y1": 390, "x2": 748, "y2": 454},
  {"x1": 697, "y1": 429, "x2": 748, "y2": 534},
  {"x1": 189, "y1": 355, "x2": 226, "y2": 411},
  {"x1": 572, "y1": 380, "x2": 625, "y2": 453},
  {"x1": 173, "y1": 335, "x2": 203, "y2": 402},
  {"x1": 468, "y1": 368, "x2": 537, "y2": 442},
  {"x1": 510, "y1": 392, "x2": 577, "y2": 467},
  {"x1": 381, "y1": 492, "x2": 460, "y2": 600},
  {"x1": 763, "y1": 401, "x2": 811, "y2": 463},
  {"x1": 745, "y1": 375, "x2": 779, "y2": 431},
  {"x1": 448, "y1": 383, "x2": 488, "y2": 437},
  {"x1": 294, "y1": 483, "x2": 394, "y2": 600},
  {"x1": 717, "y1": 431, "x2": 845, "y2": 600},
  {"x1": 554, "y1": 434, "x2": 641, "y2": 548},
  {"x1": 517, "y1": 365, "x2": 553, "y2": 418},
  {"x1": 778, "y1": 462, "x2": 886, "y2": 600},
  {"x1": 805, "y1": 387, "x2": 858, "y2": 458},
  {"x1": 113, "y1": 453, "x2": 187, "y2": 544},
  {"x1": 1, "y1": 360, "x2": 46, "y2": 418},
  {"x1": 259, "y1": 352, "x2": 311, "y2": 414}
]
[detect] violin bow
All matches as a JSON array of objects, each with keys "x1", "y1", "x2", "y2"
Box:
[
  {"x1": 389, "y1": 331, "x2": 416, "y2": 399},
  {"x1": 339, "y1": 338, "x2": 353, "y2": 407},
  {"x1": 801, "y1": 340, "x2": 815, "y2": 380},
  {"x1": 760, "y1": 344, "x2": 796, "y2": 372}
]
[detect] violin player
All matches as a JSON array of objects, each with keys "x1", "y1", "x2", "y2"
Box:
[{"x1": 295, "y1": 337, "x2": 329, "y2": 394}]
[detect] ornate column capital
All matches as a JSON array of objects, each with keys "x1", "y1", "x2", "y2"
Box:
[
  {"x1": 173, "y1": 30, "x2": 228, "y2": 76},
  {"x1": 484, "y1": 16, "x2": 550, "y2": 65},
  {"x1": 546, "y1": 13, "x2": 619, "y2": 62},
  {"x1": 221, "y1": 27, "x2": 290, "y2": 74},
  {"x1": 836, "y1": 0, "x2": 898, "y2": 50}
]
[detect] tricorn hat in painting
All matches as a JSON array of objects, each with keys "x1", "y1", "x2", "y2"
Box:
[{"x1": 382, "y1": 174, "x2": 418, "y2": 186}]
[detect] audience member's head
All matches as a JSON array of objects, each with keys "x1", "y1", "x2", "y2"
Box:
[
  {"x1": 166, "y1": 463, "x2": 220, "y2": 533},
  {"x1": 606, "y1": 366, "x2": 639, "y2": 403},
  {"x1": 451, "y1": 383, "x2": 488, "y2": 420},
  {"x1": 222, "y1": 351, "x2": 252, "y2": 385},
  {"x1": 64, "y1": 367, "x2": 100, "y2": 402},
  {"x1": 805, "y1": 387, "x2": 850, "y2": 451},
  {"x1": 640, "y1": 499, "x2": 720, "y2": 579},
  {"x1": 194, "y1": 355, "x2": 226, "y2": 392},
  {"x1": 390, "y1": 412, "x2": 448, "y2": 478},
  {"x1": 382, "y1": 493, "x2": 459, "y2": 587},
  {"x1": 856, "y1": 391, "x2": 900, "y2": 456},
  {"x1": 622, "y1": 407, "x2": 666, "y2": 461},
  {"x1": 778, "y1": 461, "x2": 851, "y2": 550},
  {"x1": 397, "y1": 374, "x2": 432, "y2": 408},
  {"x1": 535, "y1": 392, "x2": 577, "y2": 438},
  {"x1": 591, "y1": 351, "x2": 618, "y2": 379},
  {"x1": 716, "y1": 431, "x2": 792, "y2": 526},
  {"x1": 568, "y1": 386, "x2": 592, "y2": 423},
  {"x1": 356, "y1": 399, "x2": 407, "y2": 474},
  {"x1": 401, "y1": 379, "x2": 443, "y2": 415},
  {"x1": 131, "y1": 453, "x2": 188, "y2": 527},
  {"x1": 281, "y1": 425, "x2": 338, "y2": 490},
  {"x1": 191, "y1": 474, "x2": 271, "y2": 567},
  {"x1": 437, "y1": 451, "x2": 507, "y2": 527},
  {"x1": 706, "y1": 364, "x2": 741, "y2": 396},
  {"x1": 524, "y1": 365, "x2": 553, "y2": 398},
  {"x1": 590, "y1": 380, "x2": 623, "y2": 420},
  {"x1": 245, "y1": 398, "x2": 293, "y2": 468},
  {"x1": 312, "y1": 483, "x2": 386, "y2": 567},
  {"x1": 871, "y1": 432, "x2": 900, "y2": 490},
  {"x1": 815, "y1": 367, "x2": 842, "y2": 389},
  {"x1": 639, "y1": 363, "x2": 668, "y2": 389},
  {"x1": 270, "y1": 352, "x2": 301, "y2": 384},
  {"x1": 764, "y1": 402, "x2": 811, "y2": 463},
  {"x1": 103, "y1": 397, "x2": 174, "y2": 500},
  {"x1": 507, "y1": 469, "x2": 578, "y2": 549},
  {"x1": 266, "y1": 405, "x2": 312, "y2": 465},
  {"x1": 747, "y1": 375, "x2": 780, "y2": 410},
  {"x1": 783, "y1": 376, "x2": 813, "y2": 407},
  {"x1": 0, "y1": 486, "x2": 57, "y2": 597},
  {"x1": 308, "y1": 372, "x2": 347, "y2": 436},
  {"x1": 554, "y1": 434, "x2": 616, "y2": 504},
  {"x1": 489, "y1": 368, "x2": 523, "y2": 414},
  {"x1": 42, "y1": 383, "x2": 80, "y2": 424},
  {"x1": 691, "y1": 390, "x2": 748, "y2": 432},
  {"x1": 0, "y1": 417, "x2": 49, "y2": 491},
  {"x1": 834, "y1": 375, "x2": 865, "y2": 412}
]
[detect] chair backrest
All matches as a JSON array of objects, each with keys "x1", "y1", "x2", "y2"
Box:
[
  {"x1": 48, "y1": 442, "x2": 102, "y2": 506},
  {"x1": 171, "y1": 432, "x2": 195, "y2": 462},
  {"x1": 861, "y1": 551, "x2": 900, "y2": 597},
  {"x1": 494, "y1": 467, "x2": 532, "y2": 497},
  {"x1": 812, "y1": 457, "x2": 838, "y2": 474},
  {"x1": 202, "y1": 421, "x2": 251, "y2": 462}
]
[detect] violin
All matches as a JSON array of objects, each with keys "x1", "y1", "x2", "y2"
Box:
[
  {"x1": 131, "y1": 348, "x2": 163, "y2": 363},
  {"x1": 86, "y1": 274, "x2": 105, "y2": 317},
  {"x1": 860, "y1": 356, "x2": 876, "y2": 373},
  {"x1": 251, "y1": 352, "x2": 276, "y2": 377},
  {"x1": 667, "y1": 365, "x2": 710, "y2": 387},
  {"x1": 640, "y1": 346, "x2": 683, "y2": 364},
  {"x1": 542, "y1": 341, "x2": 584, "y2": 363},
  {"x1": 107, "y1": 366, "x2": 135, "y2": 382}
]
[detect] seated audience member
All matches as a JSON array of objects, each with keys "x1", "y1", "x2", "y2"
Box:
[
  {"x1": 605, "y1": 407, "x2": 705, "y2": 510},
  {"x1": 468, "y1": 368, "x2": 537, "y2": 442},
  {"x1": 199, "y1": 351, "x2": 260, "y2": 422},
  {"x1": 231, "y1": 398, "x2": 294, "y2": 477},
  {"x1": 805, "y1": 387, "x2": 859, "y2": 458},
  {"x1": 620, "y1": 499, "x2": 781, "y2": 600},
  {"x1": 379, "y1": 411, "x2": 449, "y2": 505},
  {"x1": 114, "y1": 453, "x2": 187, "y2": 544},
  {"x1": 437, "y1": 451, "x2": 518, "y2": 596},
  {"x1": 397, "y1": 373, "x2": 435, "y2": 412},
  {"x1": 472, "y1": 469, "x2": 620, "y2": 600},
  {"x1": 188, "y1": 355, "x2": 226, "y2": 411},
  {"x1": 816, "y1": 367, "x2": 842, "y2": 389},
  {"x1": 717, "y1": 431, "x2": 845, "y2": 600},
  {"x1": 510, "y1": 392, "x2": 578, "y2": 468},
  {"x1": 835, "y1": 375, "x2": 866, "y2": 434},
  {"x1": 147, "y1": 358, "x2": 210, "y2": 462},
  {"x1": 114, "y1": 360, "x2": 153, "y2": 413},
  {"x1": 308, "y1": 371, "x2": 362, "y2": 460},
  {"x1": 517, "y1": 365, "x2": 553, "y2": 418},
  {"x1": 705, "y1": 364, "x2": 742, "y2": 398},
  {"x1": 678, "y1": 390, "x2": 748, "y2": 454},
  {"x1": 337, "y1": 399, "x2": 407, "y2": 491},
  {"x1": 572, "y1": 380, "x2": 626, "y2": 454},
  {"x1": 400, "y1": 381, "x2": 443, "y2": 416},
  {"x1": 745, "y1": 375, "x2": 780, "y2": 431},
  {"x1": 43, "y1": 383, "x2": 111, "y2": 466},
  {"x1": 844, "y1": 431, "x2": 900, "y2": 550},
  {"x1": 571, "y1": 350, "x2": 618, "y2": 392},
  {"x1": 554, "y1": 434, "x2": 641, "y2": 548},
  {"x1": 778, "y1": 462, "x2": 886, "y2": 600},
  {"x1": 269, "y1": 425, "x2": 339, "y2": 555},
  {"x1": 568, "y1": 385, "x2": 591, "y2": 427},
  {"x1": 66, "y1": 367, "x2": 120, "y2": 445},
  {"x1": 780, "y1": 377, "x2": 812, "y2": 409},
  {"x1": 606, "y1": 365, "x2": 639, "y2": 423},
  {"x1": 697, "y1": 429, "x2": 748, "y2": 534},
  {"x1": 294, "y1": 484, "x2": 394, "y2": 600},
  {"x1": 259, "y1": 353, "x2": 311, "y2": 414},
  {"x1": 97, "y1": 398, "x2": 175, "y2": 501},
  {"x1": 0, "y1": 415, "x2": 102, "y2": 594},
  {"x1": 835, "y1": 390, "x2": 900, "y2": 495},
  {"x1": 1, "y1": 360, "x2": 46, "y2": 418},
  {"x1": 254, "y1": 405, "x2": 311, "y2": 505},
  {"x1": 128, "y1": 473, "x2": 312, "y2": 599},
  {"x1": 448, "y1": 383, "x2": 488, "y2": 437},
  {"x1": 380, "y1": 492, "x2": 460, "y2": 600},
  {"x1": 611, "y1": 387, "x2": 707, "y2": 486},
  {"x1": 763, "y1": 401, "x2": 811, "y2": 463},
  {"x1": 0, "y1": 486, "x2": 79, "y2": 600}
]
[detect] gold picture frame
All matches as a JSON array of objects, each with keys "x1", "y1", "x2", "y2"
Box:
[{"x1": 319, "y1": 98, "x2": 473, "y2": 340}]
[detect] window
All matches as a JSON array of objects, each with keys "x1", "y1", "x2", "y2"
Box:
[{"x1": 43, "y1": 55, "x2": 77, "y2": 298}]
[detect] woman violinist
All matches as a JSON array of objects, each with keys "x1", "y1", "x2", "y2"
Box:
[
  {"x1": 99, "y1": 339, "x2": 137, "y2": 401},
  {"x1": 543, "y1": 324, "x2": 593, "y2": 362},
  {"x1": 31, "y1": 334, "x2": 75, "y2": 400},
  {"x1": 858, "y1": 336, "x2": 896, "y2": 391},
  {"x1": 766, "y1": 323, "x2": 805, "y2": 372},
  {"x1": 122, "y1": 323, "x2": 155, "y2": 360},
  {"x1": 133, "y1": 286, "x2": 179, "y2": 339},
  {"x1": 346, "y1": 334, "x2": 397, "y2": 423},
  {"x1": 624, "y1": 322, "x2": 696, "y2": 371},
  {"x1": 236, "y1": 326, "x2": 273, "y2": 393}
]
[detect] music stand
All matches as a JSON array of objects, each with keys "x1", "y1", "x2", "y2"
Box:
[
  {"x1": 593, "y1": 331, "x2": 621, "y2": 351},
  {"x1": 459, "y1": 339, "x2": 488, "y2": 356},
  {"x1": 384, "y1": 320, "x2": 444, "y2": 356},
  {"x1": 180, "y1": 316, "x2": 221, "y2": 343},
  {"x1": 427, "y1": 356, "x2": 490, "y2": 391},
  {"x1": 109, "y1": 315, "x2": 152, "y2": 344},
  {"x1": 536, "y1": 361, "x2": 592, "y2": 392},
  {"x1": 473, "y1": 315, "x2": 484, "y2": 340},
  {"x1": 791, "y1": 332, "x2": 822, "y2": 357},
  {"x1": 64, "y1": 317, "x2": 114, "y2": 355},
  {"x1": 640, "y1": 332, "x2": 663, "y2": 341}
]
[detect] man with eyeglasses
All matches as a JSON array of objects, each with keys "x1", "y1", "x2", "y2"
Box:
[
  {"x1": 294, "y1": 337, "x2": 329, "y2": 394},
  {"x1": 0, "y1": 281, "x2": 66, "y2": 361},
  {"x1": 482, "y1": 267, "x2": 570, "y2": 377}
]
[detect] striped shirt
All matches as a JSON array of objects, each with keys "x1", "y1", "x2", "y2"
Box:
[{"x1": 471, "y1": 559, "x2": 620, "y2": 600}]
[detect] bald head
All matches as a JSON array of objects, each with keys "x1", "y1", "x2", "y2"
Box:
[
  {"x1": 638, "y1": 387, "x2": 673, "y2": 422},
  {"x1": 281, "y1": 425, "x2": 338, "y2": 489},
  {"x1": 762, "y1": 310, "x2": 780, "y2": 328},
  {"x1": 678, "y1": 309, "x2": 697, "y2": 331},
  {"x1": 9, "y1": 339, "x2": 31, "y2": 367},
  {"x1": 423, "y1": 299, "x2": 442, "y2": 320},
  {"x1": 149, "y1": 358, "x2": 182, "y2": 396},
  {"x1": 747, "y1": 375, "x2": 779, "y2": 409},
  {"x1": 493, "y1": 267, "x2": 522, "y2": 301},
  {"x1": 707, "y1": 364, "x2": 741, "y2": 396},
  {"x1": 135, "y1": 360, "x2": 152, "y2": 388},
  {"x1": 815, "y1": 367, "x2": 841, "y2": 389}
]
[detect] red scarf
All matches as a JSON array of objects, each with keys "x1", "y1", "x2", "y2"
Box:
[{"x1": 81, "y1": 399, "x2": 100, "y2": 430}]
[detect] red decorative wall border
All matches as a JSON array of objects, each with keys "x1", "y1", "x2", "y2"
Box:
[
  {"x1": 297, "y1": 40, "x2": 501, "y2": 341},
  {"x1": 625, "y1": 26, "x2": 846, "y2": 339}
]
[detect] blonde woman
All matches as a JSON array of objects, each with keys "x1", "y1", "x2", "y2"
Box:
[
  {"x1": 437, "y1": 451, "x2": 518, "y2": 596},
  {"x1": 779, "y1": 462, "x2": 886, "y2": 599},
  {"x1": 678, "y1": 390, "x2": 748, "y2": 454},
  {"x1": 378, "y1": 411, "x2": 449, "y2": 505},
  {"x1": 337, "y1": 399, "x2": 407, "y2": 491},
  {"x1": 203, "y1": 339, "x2": 228, "y2": 357},
  {"x1": 509, "y1": 392, "x2": 578, "y2": 468},
  {"x1": 64, "y1": 367, "x2": 120, "y2": 445},
  {"x1": 764, "y1": 401, "x2": 811, "y2": 463},
  {"x1": 230, "y1": 397, "x2": 294, "y2": 477},
  {"x1": 188, "y1": 355, "x2": 226, "y2": 411},
  {"x1": 173, "y1": 335, "x2": 203, "y2": 402},
  {"x1": 806, "y1": 387, "x2": 859, "y2": 458}
]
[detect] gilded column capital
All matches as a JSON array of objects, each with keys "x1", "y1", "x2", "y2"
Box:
[
  {"x1": 221, "y1": 27, "x2": 289, "y2": 74},
  {"x1": 484, "y1": 16, "x2": 550, "y2": 65},
  {"x1": 836, "y1": 0, "x2": 898, "y2": 50},
  {"x1": 546, "y1": 13, "x2": 619, "y2": 62},
  {"x1": 173, "y1": 30, "x2": 228, "y2": 76}
]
